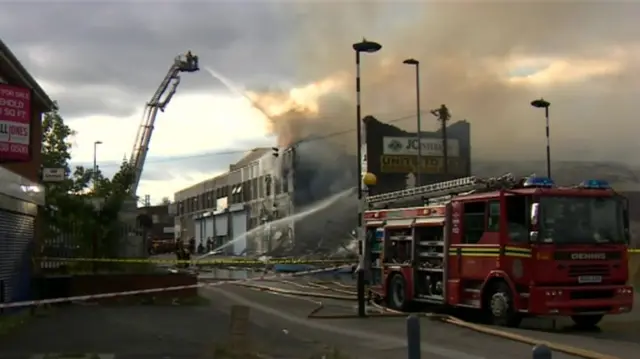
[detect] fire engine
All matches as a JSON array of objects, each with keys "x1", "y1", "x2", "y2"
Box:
[{"x1": 364, "y1": 174, "x2": 633, "y2": 328}]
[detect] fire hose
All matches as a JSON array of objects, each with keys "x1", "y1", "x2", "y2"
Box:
[{"x1": 231, "y1": 280, "x2": 620, "y2": 359}]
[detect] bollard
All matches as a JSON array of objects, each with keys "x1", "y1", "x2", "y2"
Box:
[
  {"x1": 406, "y1": 315, "x2": 421, "y2": 359},
  {"x1": 532, "y1": 344, "x2": 552, "y2": 359},
  {"x1": 0, "y1": 280, "x2": 4, "y2": 314}
]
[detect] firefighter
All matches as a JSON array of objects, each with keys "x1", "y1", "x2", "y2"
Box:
[
  {"x1": 197, "y1": 241, "x2": 205, "y2": 254},
  {"x1": 189, "y1": 237, "x2": 196, "y2": 254},
  {"x1": 175, "y1": 238, "x2": 184, "y2": 266}
]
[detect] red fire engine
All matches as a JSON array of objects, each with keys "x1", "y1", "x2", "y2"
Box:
[{"x1": 364, "y1": 174, "x2": 633, "y2": 328}]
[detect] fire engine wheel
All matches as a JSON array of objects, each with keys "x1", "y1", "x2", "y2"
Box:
[
  {"x1": 387, "y1": 274, "x2": 408, "y2": 311},
  {"x1": 571, "y1": 314, "x2": 604, "y2": 329},
  {"x1": 487, "y1": 282, "x2": 522, "y2": 327}
]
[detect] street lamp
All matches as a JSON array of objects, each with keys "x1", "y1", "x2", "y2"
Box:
[
  {"x1": 403, "y1": 58, "x2": 422, "y2": 185},
  {"x1": 353, "y1": 38, "x2": 381, "y2": 318},
  {"x1": 530, "y1": 98, "x2": 551, "y2": 178},
  {"x1": 93, "y1": 140, "x2": 103, "y2": 189}
]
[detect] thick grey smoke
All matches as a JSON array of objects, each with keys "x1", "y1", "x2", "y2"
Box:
[
  {"x1": 252, "y1": 1, "x2": 640, "y2": 162},
  {"x1": 253, "y1": 1, "x2": 640, "y2": 254}
]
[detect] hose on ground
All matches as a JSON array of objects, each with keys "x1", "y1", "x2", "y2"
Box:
[{"x1": 231, "y1": 280, "x2": 620, "y2": 359}]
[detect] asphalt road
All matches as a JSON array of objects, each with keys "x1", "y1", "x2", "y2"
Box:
[
  {"x1": 0, "y1": 302, "x2": 333, "y2": 359},
  {"x1": 203, "y1": 277, "x2": 640, "y2": 359}
]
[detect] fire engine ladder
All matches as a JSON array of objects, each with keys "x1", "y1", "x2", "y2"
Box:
[
  {"x1": 129, "y1": 52, "x2": 200, "y2": 196},
  {"x1": 366, "y1": 173, "x2": 517, "y2": 206}
]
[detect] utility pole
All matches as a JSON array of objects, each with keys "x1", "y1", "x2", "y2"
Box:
[{"x1": 431, "y1": 105, "x2": 450, "y2": 175}]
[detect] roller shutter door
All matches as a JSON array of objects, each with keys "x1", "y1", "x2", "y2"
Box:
[{"x1": 0, "y1": 211, "x2": 35, "y2": 304}]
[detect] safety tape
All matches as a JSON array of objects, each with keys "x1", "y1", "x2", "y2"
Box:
[
  {"x1": 0, "y1": 265, "x2": 350, "y2": 309},
  {"x1": 38, "y1": 257, "x2": 354, "y2": 265}
]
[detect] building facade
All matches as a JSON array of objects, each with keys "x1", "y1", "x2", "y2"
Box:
[
  {"x1": 0, "y1": 38, "x2": 56, "y2": 305},
  {"x1": 173, "y1": 147, "x2": 295, "y2": 255},
  {"x1": 364, "y1": 115, "x2": 472, "y2": 194}
]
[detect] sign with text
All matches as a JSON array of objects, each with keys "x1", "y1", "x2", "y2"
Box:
[
  {"x1": 380, "y1": 155, "x2": 467, "y2": 174},
  {"x1": 0, "y1": 84, "x2": 31, "y2": 161},
  {"x1": 383, "y1": 137, "x2": 460, "y2": 157}
]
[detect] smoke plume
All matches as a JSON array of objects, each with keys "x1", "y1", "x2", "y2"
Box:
[{"x1": 247, "y1": 1, "x2": 640, "y2": 163}]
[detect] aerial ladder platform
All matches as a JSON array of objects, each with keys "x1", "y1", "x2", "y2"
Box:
[{"x1": 129, "y1": 51, "x2": 200, "y2": 196}]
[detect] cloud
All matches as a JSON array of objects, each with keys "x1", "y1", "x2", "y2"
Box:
[
  {"x1": 4, "y1": 0, "x2": 640, "y2": 202},
  {"x1": 247, "y1": 1, "x2": 640, "y2": 163}
]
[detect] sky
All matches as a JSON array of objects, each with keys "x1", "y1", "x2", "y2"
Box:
[{"x1": 2, "y1": 0, "x2": 640, "y2": 203}]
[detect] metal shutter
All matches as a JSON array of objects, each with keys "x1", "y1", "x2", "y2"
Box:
[{"x1": 0, "y1": 210, "x2": 35, "y2": 303}]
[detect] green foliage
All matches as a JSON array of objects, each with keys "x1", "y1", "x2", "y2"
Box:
[{"x1": 41, "y1": 104, "x2": 136, "y2": 258}]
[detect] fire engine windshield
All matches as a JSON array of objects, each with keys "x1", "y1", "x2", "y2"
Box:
[{"x1": 539, "y1": 196, "x2": 625, "y2": 244}]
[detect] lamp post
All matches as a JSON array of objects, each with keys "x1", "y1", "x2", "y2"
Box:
[
  {"x1": 403, "y1": 58, "x2": 422, "y2": 185},
  {"x1": 93, "y1": 140, "x2": 103, "y2": 189},
  {"x1": 530, "y1": 98, "x2": 551, "y2": 178},
  {"x1": 353, "y1": 38, "x2": 381, "y2": 318}
]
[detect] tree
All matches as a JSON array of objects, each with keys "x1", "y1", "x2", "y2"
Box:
[
  {"x1": 41, "y1": 105, "x2": 136, "y2": 260},
  {"x1": 161, "y1": 197, "x2": 171, "y2": 205}
]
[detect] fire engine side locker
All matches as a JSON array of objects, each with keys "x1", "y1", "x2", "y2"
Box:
[
  {"x1": 383, "y1": 218, "x2": 415, "y2": 303},
  {"x1": 412, "y1": 211, "x2": 447, "y2": 304}
]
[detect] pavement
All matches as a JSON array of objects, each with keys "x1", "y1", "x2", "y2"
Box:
[
  {"x1": 2, "y1": 259, "x2": 639, "y2": 359},
  {"x1": 0, "y1": 302, "x2": 329, "y2": 359},
  {"x1": 202, "y1": 276, "x2": 640, "y2": 359}
]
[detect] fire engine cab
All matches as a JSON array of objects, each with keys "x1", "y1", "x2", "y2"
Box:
[{"x1": 364, "y1": 174, "x2": 633, "y2": 328}]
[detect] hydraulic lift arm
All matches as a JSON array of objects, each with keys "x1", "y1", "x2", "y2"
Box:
[{"x1": 129, "y1": 51, "x2": 200, "y2": 195}]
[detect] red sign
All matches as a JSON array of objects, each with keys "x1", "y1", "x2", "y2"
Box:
[{"x1": 0, "y1": 84, "x2": 31, "y2": 161}]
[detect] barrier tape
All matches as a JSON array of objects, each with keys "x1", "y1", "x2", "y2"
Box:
[
  {"x1": 40, "y1": 250, "x2": 640, "y2": 265},
  {"x1": 38, "y1": 257, "x2": 354, "y2": 266},
  {"x1": 0, "y1": 265, "x2": 350, "y2": 309}
]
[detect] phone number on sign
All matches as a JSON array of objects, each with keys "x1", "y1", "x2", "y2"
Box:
[{"x1": 0, "y1": 142, "x2": 28, "y2": 154}]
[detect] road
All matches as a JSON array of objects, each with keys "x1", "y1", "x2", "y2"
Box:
[{"x1": 201, "y1": 276, "x2": 640, "y2": 359}]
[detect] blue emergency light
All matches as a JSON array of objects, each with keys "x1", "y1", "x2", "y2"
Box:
[
  {"x1": 523, "y1": 177, "x2": 555, "y2": 188},
  {"x1": 578, "y1": 179, "x2": 611, "y2": 190}
]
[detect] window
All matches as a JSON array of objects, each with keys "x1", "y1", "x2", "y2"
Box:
[
  {"x1": 505, "y1": 196, "x2": 528, "y2": 242},
  {"x1": 282, "y1": 172, "x2": 289, "y2": 193},
  {"x1": 265, "y1": 175, "x2": 272, "y2": 197},
  {"x1": 487, "y1": 201, "x2": 500, "y2": 232},
  {"x1": 463, "y1": 201, "x2": 486, "y2": 244}
]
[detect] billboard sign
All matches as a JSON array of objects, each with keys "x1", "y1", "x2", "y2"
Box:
[
  {"x1": 383, "y1": 137, "x2": 459, "y2": 157},
  {"x1": 380, "y1": 155, "x2": 466, "y2": 174},
  {"x1": 0, "y1": 84, "x2": 31, "y2": 161}
]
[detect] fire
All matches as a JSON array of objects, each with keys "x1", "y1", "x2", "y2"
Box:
[
  {"x1": 246, "y1": 72, "x2": 348, "y2": 146},
  {"x1": 248, "y1": 73, "x2": 347, "y2": 118}
]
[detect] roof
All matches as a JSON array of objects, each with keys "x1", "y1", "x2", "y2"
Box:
[
  {"x1": 230, "y1": 147, "x2": 270, "y2": 170},
  {"x1": 0, "y1": 38, "x2": 56, "y2": 111}
]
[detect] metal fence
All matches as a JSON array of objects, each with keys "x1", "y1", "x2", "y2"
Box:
[{"x1": 39, "y1": 220, "x2": 146, "y2": 272}]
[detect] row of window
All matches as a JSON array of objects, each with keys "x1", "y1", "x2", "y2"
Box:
[{"x1": 176, "y1": 174, "x2": 291, "y2": 215}]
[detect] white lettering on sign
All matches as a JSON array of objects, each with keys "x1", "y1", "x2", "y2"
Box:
[
  {"x1": 383, "y1": 137, "x2": 460, "y2": 157},
  {"x1": 0, "y1": 84, "x2": 31, "y2": 161}
]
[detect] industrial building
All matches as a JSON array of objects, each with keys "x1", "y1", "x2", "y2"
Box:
[
  {"x1": 173, "y1": 147, "x2": 295, "y2": 255},
  {"x1": 363, "y1": 115, "x2": 472, "y2": 194},
  {"x1": 173, "y1": 115, "x2": 471, "y2": 255}
]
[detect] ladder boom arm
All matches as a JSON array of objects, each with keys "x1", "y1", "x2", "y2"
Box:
[
  {"x1": 366, "y1": 173, "x2": 518, "y2": 207},
  {"x1": 129, "y1": 52, "x2": 200, "y2": 195}
]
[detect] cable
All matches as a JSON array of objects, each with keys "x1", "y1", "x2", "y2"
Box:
[
  {"x1": 76, "y1": 110, "x2": 423, "y2": 170},
  {"x1": 229, "y1": 279, "x2": 622, "y2": 359}
]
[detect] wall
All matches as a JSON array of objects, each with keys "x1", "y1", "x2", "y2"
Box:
[{"x1": 364, "y1": 116, "x2": 471, "y2": 194}]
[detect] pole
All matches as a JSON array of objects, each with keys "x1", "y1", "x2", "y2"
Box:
[
  {"x1": 355, "y1": 50, "x2": 366, "y2": 318},
  {"x1": 544, "y1": 106, "x2": 551, "y2": 179},
  {"x1": 438, "y1": 105, "x2": 449, "y2": 175},
  {"x1": 414, "y1": 64, "x2": 422, "y2": 186},
  {"x1": 93, "y1": 142, "x2": 98, "y2": 189},
  {"x1": 406, "y1": 315, "x2": 421, "y2": 359}
]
